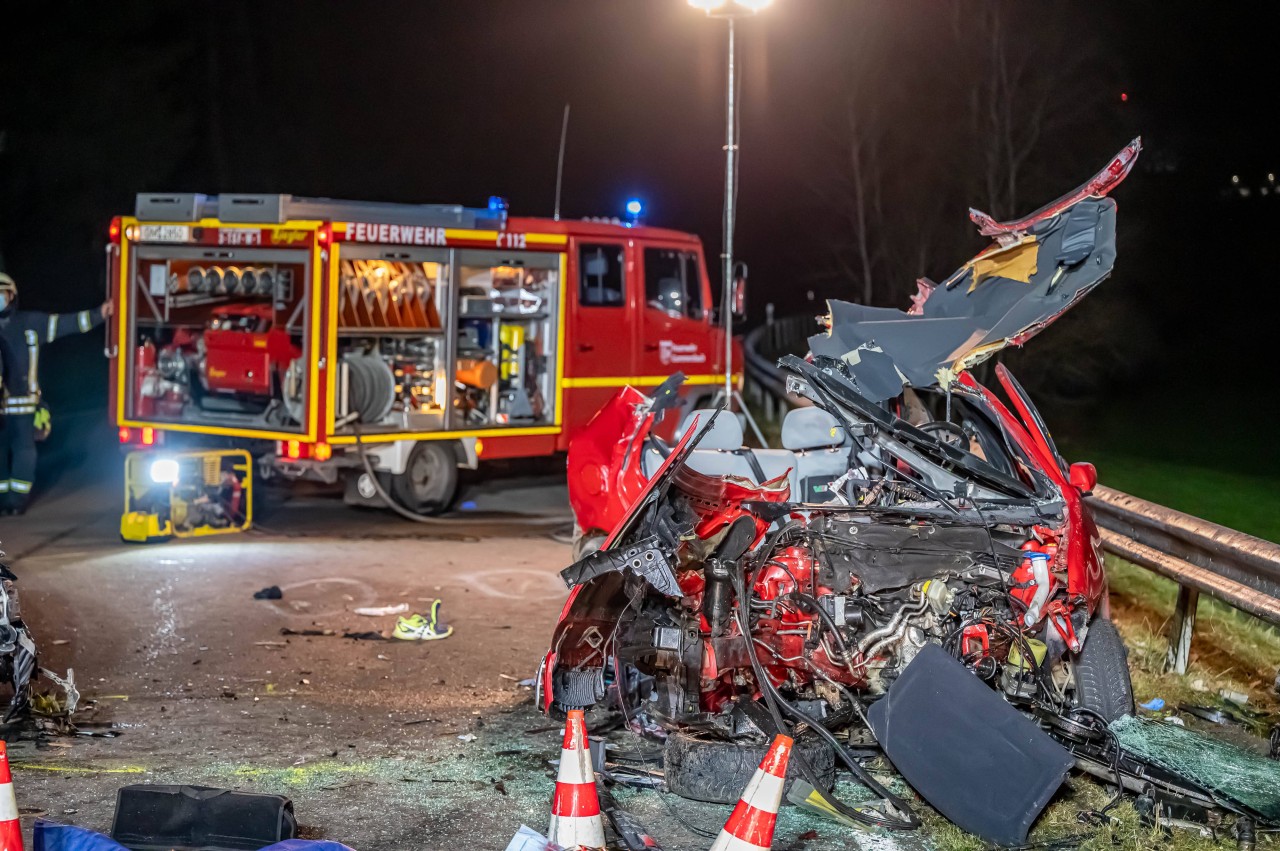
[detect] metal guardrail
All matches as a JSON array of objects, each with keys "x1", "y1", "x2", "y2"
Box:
[
  {"x1": 743, "y1": 316, "x2": 1280, "y2": 676},
  {"x1": 1087, "y1": 486, "x2": 1280, "y2": 673},
  {"x1": 742, "y1": 315, "x2": 816, "y2": 418}
]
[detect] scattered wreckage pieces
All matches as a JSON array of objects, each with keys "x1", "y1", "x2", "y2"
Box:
[
  {"x1": 868, "y1": 645, "x2": 1075, "y2": 847},
  {"x1": 352, "y1": 603, "x2": 409, "y2": 617},
  {"x1": 1109, "y1": 715, "x2": 1280, "y2": 824},
  {"x1": 597, "y1": 783, "x2": 665, "y2": 851}
]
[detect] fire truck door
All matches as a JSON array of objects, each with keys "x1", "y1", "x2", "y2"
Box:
[
  {"x1": 638, "y1": 245, "x2": 713, "y2": 386},
  {"x1": 566, "y1": 240, "x2": 635, "y2": 430}
]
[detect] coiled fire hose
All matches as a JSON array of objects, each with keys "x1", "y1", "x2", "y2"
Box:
[{"x1": 350, "y1": 419, "x2": 574, "y2": 531}]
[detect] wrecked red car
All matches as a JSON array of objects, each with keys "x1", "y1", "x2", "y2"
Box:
[{"x1": 542, "y1": 141, "x2": 1145, "y2": 841}]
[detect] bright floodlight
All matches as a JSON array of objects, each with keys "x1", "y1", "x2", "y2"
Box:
[
  {"x1": 149, "y1": 458, "x2": 180, "y2": 485},
  {"x1": 687, "y1": 0, "x2": 773, "y2": 10}
]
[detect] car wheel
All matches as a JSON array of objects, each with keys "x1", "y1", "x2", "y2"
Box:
[
  {"x1": 663, "y1": 732, "x2": 836, "y2": 806},
  {"x1": 1073, "y1": 617, "x2": 1135, "y2": 722},
  {"x1": 391, "y1": 442, "x2": 458, "y2": 515}
]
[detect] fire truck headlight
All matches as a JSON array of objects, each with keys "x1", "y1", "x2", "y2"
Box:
[{"x1": 149, "y1": 458, "x2": 180, "y2": 486}]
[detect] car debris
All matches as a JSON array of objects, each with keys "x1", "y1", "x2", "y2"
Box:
[
  {"x1": 253, "y1": 586, "x2": 283, "y2": 600},
  {"x1": 341, "y1": 631, "x2": 387, "y2": 642},
  {"x1": 351, "y1": 603, "x2": 409, "y2": 617},
  {"x1": 539, "y1": 139, "x2": 1279, "y2": 844},
  {"x1": 2, "y1": 551, "x2": 81, "y2": 732},
  {"x1": 868, "y1": 645, "x2": 1075, "y2": 846},
  {"x1": 1219, "y1": 687, "x2": 1251, "y2": 706},
  {"x1": 504, "y1": 825, "x2": 565, "y2": 851},
  {"x1": 597, "y1": 783, "x2": 665, "y2": 851}
]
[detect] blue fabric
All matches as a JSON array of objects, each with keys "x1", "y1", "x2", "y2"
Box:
[
  {"x1": 32, "y1": 822, "x2": 128, "y2": 851},
  {"x1": 33, "y1": 822, "x2": 357, "y2": 851}
]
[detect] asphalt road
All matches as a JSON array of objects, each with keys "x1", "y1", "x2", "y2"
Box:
[
  {"x1": 1, "y1": 413, "x2": 591, "y2": 848},
  {"x1": 2, "y1": 415, "x2": 917, "y2": 851}
]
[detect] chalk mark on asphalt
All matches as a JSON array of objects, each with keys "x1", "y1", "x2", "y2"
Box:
[{"x1": 461, "y1": 568, "x2": 568, "y2": 601}]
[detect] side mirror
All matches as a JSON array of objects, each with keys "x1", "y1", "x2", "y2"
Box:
[
  {"x1": 1069, "y1": 461, "x2": 1097, "y2": 494},
  {"x1": 731, "y1": 262, "x2": 748, "y2": 322}
]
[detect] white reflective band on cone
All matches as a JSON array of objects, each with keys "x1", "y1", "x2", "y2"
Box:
[
  {"x1": 547, "y1": 813, "x2": 604, "y2": 850},
  {"x1": 710, "y1": 834, "x2": 769, "y2": 851},
  {"x1": 0, "y1": 781, "x2": 17, "y2": 821}
]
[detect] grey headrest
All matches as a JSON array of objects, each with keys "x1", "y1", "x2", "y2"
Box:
[
  {"x1": 782, "y1": 407, "x2": 844, "y2": 451},
  {"x1": 678, "y1": 408, "x2": 744, "y2": 451}
]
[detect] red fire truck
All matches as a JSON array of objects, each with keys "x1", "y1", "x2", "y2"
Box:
[{"x1": 107, "y1": 193, "x2": 741, "y2": 532}]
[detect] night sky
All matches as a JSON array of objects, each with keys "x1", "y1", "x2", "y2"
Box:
[{"x1": 2, "y1": 1, "x2": 1277, "y2": 415}]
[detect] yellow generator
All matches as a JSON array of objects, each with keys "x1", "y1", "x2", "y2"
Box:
[{"x1": 121, "y1": 449, "x2": 253, "y2": 543}]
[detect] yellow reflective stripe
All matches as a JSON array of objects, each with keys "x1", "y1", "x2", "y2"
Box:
[
  {"x1": 10, "y1": 480, "x2": 32, "y2": 494},
  {"x1": 78, "y1": 310, "x2": 92, "y2": 332},
  {"x1": 561, "y1": 373, "x2": 735, "y2": 389},
  {"x1": 48, "y1": 314, "x2": 59, "y2": 342},
  {"x1": 1, "y1": 406, "x2": 38, "y2": 414},
  {"x1": 0, "y1": 482, "x2": 8, "y2": 492}
]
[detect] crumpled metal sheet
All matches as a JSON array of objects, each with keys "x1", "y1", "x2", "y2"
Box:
[
  {"x1": 809, "y1": 142, "x2": 1136, "y2": 402},
  {"x1": 1110, "y1": 714, "x2": 1280, "y2": 822}
]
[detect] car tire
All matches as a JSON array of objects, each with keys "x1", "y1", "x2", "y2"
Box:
[
  {"x1": 391, "y1": 441, "x2": 458, "y2": 515},
  {"x1": 1073, "y1": 617, "x2": 1135, "y2": 723},
  {"x1": 663, "y1": 732, "x2": 836, "y2": 806}
]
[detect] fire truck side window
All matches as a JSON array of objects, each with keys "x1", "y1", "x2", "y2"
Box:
[
  {"x1": 579, "y1": 244, "x2": 624, "y2": 307},
  {"x1": 644, "y1": 248, "x2": 702, "y2": 320},
  {"x1": 682, "y1": 252, "x2": 704, "y2": 320}
]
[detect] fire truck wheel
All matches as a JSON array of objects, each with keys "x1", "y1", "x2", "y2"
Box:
[{"x1": 391, "y1": 441, "x2": 458, "y2": 515}]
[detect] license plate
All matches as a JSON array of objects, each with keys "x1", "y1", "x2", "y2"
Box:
[{"x1": 139, "y1": 225, "x2": 191, "y2": 242}]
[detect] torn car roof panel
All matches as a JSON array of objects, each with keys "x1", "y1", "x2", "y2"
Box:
[{"x1": 809, "y1": 139, "x2": 1137, "y2": 402}]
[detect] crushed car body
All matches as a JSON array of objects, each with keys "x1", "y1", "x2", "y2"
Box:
[
  {"x1": 536, "y1": 139, "x2": 1280, "y2": 843},
  {"x1": 546, "y1": 142, "x2": 1144, "y2": 727}
]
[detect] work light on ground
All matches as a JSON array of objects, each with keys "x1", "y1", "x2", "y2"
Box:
[{"x1": 149, "y1": 458, "x2": 180, "y2": 485}]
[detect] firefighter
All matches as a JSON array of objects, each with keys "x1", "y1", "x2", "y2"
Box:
[{"x1": 0, "y1": 273, "x2": 112, "y2": 514}]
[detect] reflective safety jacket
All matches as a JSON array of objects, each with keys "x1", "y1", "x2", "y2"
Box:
[{"x1": 0, "y1": 308, "x2": 103, "y2": 414}]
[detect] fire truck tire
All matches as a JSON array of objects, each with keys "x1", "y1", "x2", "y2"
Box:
[
  {"x1": 1073, "y1": 616, "x2": 1135, "y2": 723},
  {"x1": 391, "y1": 441, "x2": 458, "y2": 515},
  {"x1": 663, "y1": 732, "x2": 836, "y2": 806}
]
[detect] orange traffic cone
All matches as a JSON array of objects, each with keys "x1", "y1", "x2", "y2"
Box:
[
  {"x1": 1, "y1": 741, "x2": 23, "y2": 851},
  {"x1": 547, "y1": 709, "x2": 605, "y2": 850},
  {"x1": 709, "y1": 735, "x2": 793, "y2": 851}
]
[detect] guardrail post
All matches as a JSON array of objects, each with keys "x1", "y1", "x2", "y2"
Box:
[{"x1": 1164, "y1": 584, "x2": 1199, "y2": 675}]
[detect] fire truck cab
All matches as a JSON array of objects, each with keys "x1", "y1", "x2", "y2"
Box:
[{"x1": 108, "y1": 193, "x2": 740, "y2": 516}]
